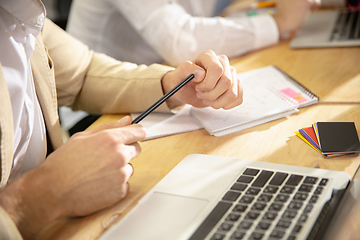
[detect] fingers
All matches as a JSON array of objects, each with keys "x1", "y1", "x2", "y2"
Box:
[
  {"x1": 118, "y1": 164, "x2": 133, "y2": 198},
  {"x1": 86, "y1": 116, "x2": 133, "y2": 134},
  {"x1": 193, "y1": 50, "x2": 224, "y2": 91},
  {"x1": 194, "y1": 52, "x2": 243, "y2": 109}
]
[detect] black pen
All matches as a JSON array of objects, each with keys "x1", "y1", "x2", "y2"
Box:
[{"x1": 132, "y1": 73, "x2": 195, "y2": 124}]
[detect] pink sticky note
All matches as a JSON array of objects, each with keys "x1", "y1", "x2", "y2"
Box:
[{"x1": 280, "y1": 88, "x2": 307, "y2": 104}]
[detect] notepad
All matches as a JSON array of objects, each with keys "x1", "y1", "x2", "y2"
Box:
[
  {"x1": 131, "y1": 105, "x2": 202, "y2": 140},
  {"x1": 132, "y1": 66, "x2": 318, "y2": 139},
  {"x1": 190, "y1": 66, "x2": 318, "y2": 136}
]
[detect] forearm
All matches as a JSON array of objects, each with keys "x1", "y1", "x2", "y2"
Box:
[{"x1": 0, "y1": 167, "x2": 63, "y2": 239}]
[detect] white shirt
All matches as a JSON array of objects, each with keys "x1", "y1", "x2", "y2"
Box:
[
  {"x1": 67, "y1": 0, "x2": 279, "y2": 66},
  {"x1": 0, "y1": 0, "x2": 47, "y2": 182}
]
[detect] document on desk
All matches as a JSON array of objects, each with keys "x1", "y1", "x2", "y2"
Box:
[
  {"x1": 132, "y1": 65, "x2": 318, "y2": 139},
  {"x1": 190, "y1": 65, "x2": 318, "y2": 136},
  {"x1": 131, "y1": 104, "x2": 202, "y2": 140}
]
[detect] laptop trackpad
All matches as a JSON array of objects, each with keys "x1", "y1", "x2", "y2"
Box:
[{"x1": 102, "y1": 192, "x2": 208, "y2": 240}]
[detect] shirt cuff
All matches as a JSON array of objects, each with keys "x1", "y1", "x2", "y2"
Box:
[{"x1": 246, "y1": 14, "x2": 279, "y2": 50}]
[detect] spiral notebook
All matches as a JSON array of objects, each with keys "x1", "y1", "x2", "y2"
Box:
[{"x1": 190, "y1": 66, "x2": 319, "y2": 136}]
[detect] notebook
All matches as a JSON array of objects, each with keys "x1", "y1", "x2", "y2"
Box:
[
  {"x1": 98, "y1": 154, "x2": 355, "y2": 240},
  {"x1": 190, "y1": 66, "x2": 318, "y2": 137},
  {"x1": 132, "y1": 66, "x2": 318, "y2": 139},
  {"x1": 290, "y1": 10, "x2": 360, "y2": 48}
]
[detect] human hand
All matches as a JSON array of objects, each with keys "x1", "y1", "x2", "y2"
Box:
[
  {"x1": 45, "y1": 116, "x2": 145, "y2": 217},
  {"x1": 273, "y1": 0, "x2": 319, "y2": 36},
  {"x1": 0, "y1": 116, "x2": 145, "y2": 238},
  {"x1": 161, "y1": 50, "x2": 243, "y2": 110}
]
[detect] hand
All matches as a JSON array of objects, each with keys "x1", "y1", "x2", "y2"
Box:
[
  {"x1": 273, "y1": 0, "x2": 319, "y2": 35},
  {"x1": 0, "y1": 116, "x2": 145, "y2": 238},
  {"x1": 161, "y1": 50, "x2": 243, "y2": 110}
]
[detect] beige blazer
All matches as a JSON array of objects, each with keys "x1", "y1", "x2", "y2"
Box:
[{"x1": 0, "y1": 19, "x2": 174, "y2": 239}]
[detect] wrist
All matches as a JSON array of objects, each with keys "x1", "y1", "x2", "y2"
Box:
[{"x1": 0, "y1": 166, "x2": 64, "y2": 238}]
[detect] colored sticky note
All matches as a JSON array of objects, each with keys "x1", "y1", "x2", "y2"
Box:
[{"x1": 280, "y1": 88, "x2": 307, "y2": 104}]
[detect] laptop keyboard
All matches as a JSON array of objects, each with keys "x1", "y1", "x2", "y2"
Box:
[
  {"x1": 189, "y1": 168, "x2": 330, "y2": 240},
  {"x1": 330, "y1": 11, "x2": 360, "y2": 41}
]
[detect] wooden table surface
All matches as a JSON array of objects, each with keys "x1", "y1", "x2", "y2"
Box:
[{"x1": 36, "y1": 38, "x2": 360, "y2": 240}]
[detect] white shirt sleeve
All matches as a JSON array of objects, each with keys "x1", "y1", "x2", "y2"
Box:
[{"x1": 110, "y1": 0, "x2": 279, "y2": 66}]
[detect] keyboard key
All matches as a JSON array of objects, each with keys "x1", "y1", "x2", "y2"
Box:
[
  {"x1": 218, "y1": 223, "x2": 233, "y2": 232},
  {"x1": 269, "y1": 203, "x2": 283, "y2": 211},
  {"x1": 252, "y1": 202, "x2": 267, "y2": 211},
  {"x1": 226, "y1": 213, "x2": 241, "y2": 222},
  {"x1": 231, "y1": 231, "x2": 245, "y2": 239},
  {"x1": 263, "y1": 212, "x2": 277, "y2": 221},
  {"x1": 237, "y1": 175, "x2": 253, "y2": 183},
  {"x1": 288, "y1": 201, "x2": 303, "y2": 210},
  {"x1": 238, "y1": 221, "x2": 253, "y2": 230},
  {"x1": 189, "y1": 201, "x2": 231, "y2": 240},
  {"x1": 211, "y1": 233, "x2": 225, "y2": 240},
  {"x1": 252, "y1": 170, "x2": 274, "y2": 187},
  {"x1": 223, "y1": 191, "x2": 241, "y2": 202},
  {"x1": 270, "y1": 230, "x2": 285, "y2": 239},
  {"x1": 243, "y1": 168, "x2": 260, "y2": 176},
  {"x1": 264, "y1": 186, "x2": 278, "y2": 194},
  {"x1": 298, "y1": 184, "x2": 313, "y2": 193},
  {"x1": 231, "y1": 183, "x2": 247, "y2": 192},
  {"x1": 314, "y1": 187, "x2": 324, "y2": 195},
  {"x1": 293, "y1": 193, "x2": 308, "y2": 201},
  {"x1": 304, "y1": 205, "x2": 313, "y2": 213},
  {"x1": 303, "y1": 176, "x2": 318, "y2": 185},
  {"x1": 246, "y1": 187, "x2": 261, "y2": 195},
  {"x1": 274, "y1": 194, "x2": 290, "y2": 203},
  {"x1": 239, "y1": 196, "x2": 254, "y2": 204},
  {"x1": 276, "y1": 220, "x2": 291, "y2": 229},
  {"x1": 256, "y1": 222, "x2": 271, "y2": 230},
  {"x1": 245, "y1": 211, "x2": 260, "y2": 220},
  {"x1": 269, "y1": 172, "x2": 288, "y2": 186},
  {"x1": 285, "y1": 175, "x2": 303, "y2": 186},
  {"x1": 250, "y1": 232, "x2": 264, "y2": 240},
  {"x1": 292, "y1": 224, "x2": 302, "y2": 233},
  {"x1": 309, "y1": 196, "x2": 319, "y2": 204},
  {"x1": 287, "y1": 236, "x2": 296, "y2": 240},
  {"x1": 282, "y1": 210, "x2": 297, "y2": 219},
  {"x1": 298, "y1": 214, "x2": 308, "y2": 223},
  {"x1": 258, "y1": 194, "x2": 273, "y2": 202},
  {"x1": 319, "y1": 178, "x2": 329, "y2": 186},
  {"x1": 233, "y1": 204, "x2": 247, "y2": 213},
  {"x1": 281, "y1": 186, "x2": 295, "y2": 194}
]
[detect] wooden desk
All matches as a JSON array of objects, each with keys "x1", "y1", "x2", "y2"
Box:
[{"x1": 36, "y1": 38, "x2": 360, "y2": 240}]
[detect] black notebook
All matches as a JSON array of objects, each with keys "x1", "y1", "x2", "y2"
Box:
[{"x1": 314, "y1": 122, "x2": 360, "y2": 154}]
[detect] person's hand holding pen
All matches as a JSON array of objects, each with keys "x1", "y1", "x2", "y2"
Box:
[{"x1": 161, "y1": 50, "x2": 243, "y2": 110}]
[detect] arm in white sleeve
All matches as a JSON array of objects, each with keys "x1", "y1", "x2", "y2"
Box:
[{"x1": 111, "y1": 0, "x2": 279, "y2": 66}]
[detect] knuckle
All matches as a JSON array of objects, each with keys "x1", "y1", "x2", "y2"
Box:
[
  {"x1": 221, "y1": 76, "x2": 232, "y2": 88},
  {"x1": 218, "y1": 54, "x2": 229, "y2": 63},
  {"x1": 204, "y1": 49, "x2": 216, "y2": 56}
]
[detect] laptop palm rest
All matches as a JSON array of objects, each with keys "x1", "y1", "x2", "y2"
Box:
[{"x1": 101, "y1": 192, "x2": 208, "y2": 240}]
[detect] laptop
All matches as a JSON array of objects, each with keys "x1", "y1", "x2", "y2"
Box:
[
  {"x1": 98, "y1": 154, "x2": 359, "y2": 240},
  {"x1": 290, "y1": 10, "x2": 360, "y2": 48}
]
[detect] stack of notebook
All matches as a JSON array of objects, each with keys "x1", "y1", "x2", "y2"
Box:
[{"x1": 296, "y1": 122, "x2": 360, "y2": 158}]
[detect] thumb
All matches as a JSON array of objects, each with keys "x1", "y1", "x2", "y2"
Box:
[
  {"x1": 86, "y1": 115, "x2": 132, "y2": 134},
  {"x1": 192, "y1": 69, "x2": 206, "y2": 83}
]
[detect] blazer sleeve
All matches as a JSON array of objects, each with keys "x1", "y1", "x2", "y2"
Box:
[
  {"x1": 0, "y1": 207, "x2": 23, "y2": 240},
  {"x1": 41, "y1": 19, "x2": 174, "y2": 114}
]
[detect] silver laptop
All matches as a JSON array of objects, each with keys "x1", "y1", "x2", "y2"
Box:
[
  {"x1": 98, "y1": 154, "x2": 359, "y2": 240},
  {"x1": 290, "y1": 10, "x2": 360, "y2": 48}
]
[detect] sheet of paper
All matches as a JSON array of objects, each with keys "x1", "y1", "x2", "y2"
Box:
[{"x1": 131, "y1": 105, "x2": 202, "y2": 140}]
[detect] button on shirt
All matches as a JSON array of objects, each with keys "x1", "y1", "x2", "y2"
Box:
[{"x1": 0, "y1": 0, "x2": 47, "y2": 182}]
